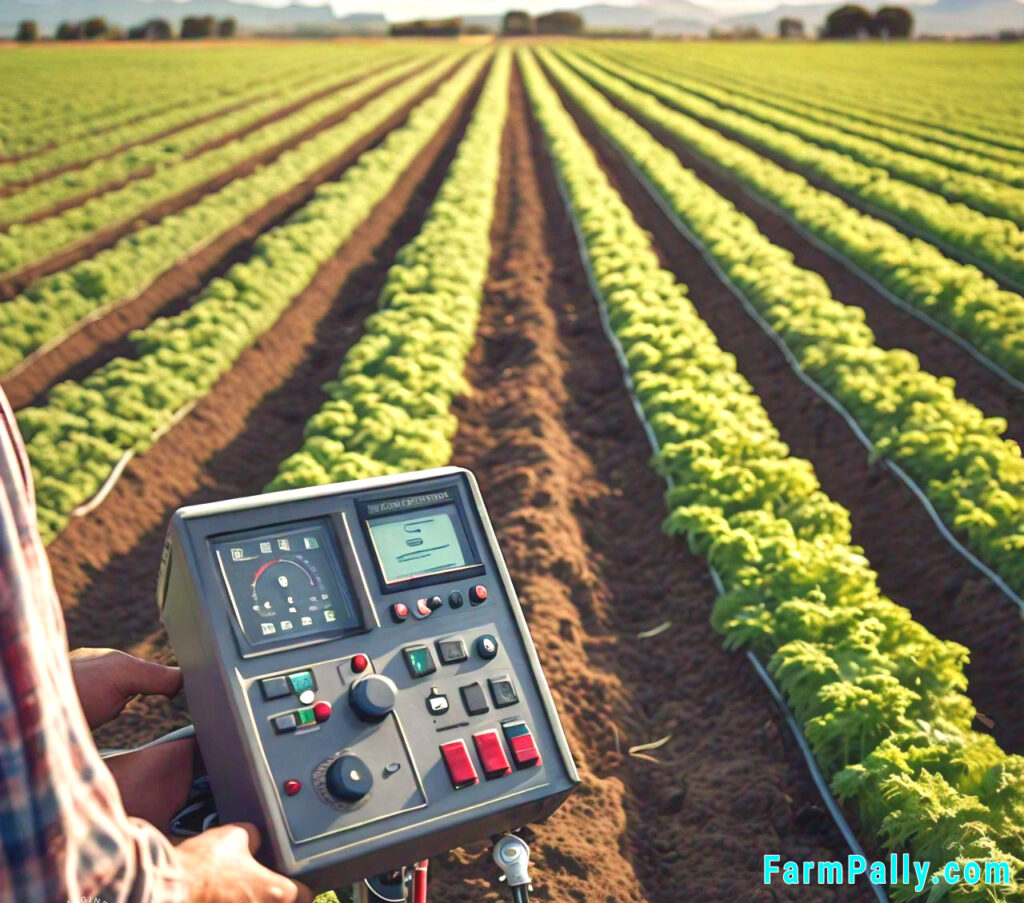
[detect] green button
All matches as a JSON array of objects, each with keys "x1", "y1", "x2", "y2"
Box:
[
  {"x1": 297, "y1": 708, "x2": 316, "y2": 726},
  {"x1": 288, "y1": 671, "x2": 315, "y2": 694},
  {"x1": 403, "y1": 645, "x2": 436, "y2": 679}
]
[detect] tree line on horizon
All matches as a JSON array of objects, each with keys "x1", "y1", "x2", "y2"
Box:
[{"x1": 12, "y1": 3, "x2": 918, "y2": 43}]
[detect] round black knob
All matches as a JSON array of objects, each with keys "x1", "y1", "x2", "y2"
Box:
[
  {"x1": 325, "y1": 755, "x2": 373, "y2": 803},
  {"x1": 349, "y1": 674, "x2": 397, "y2": 723}
]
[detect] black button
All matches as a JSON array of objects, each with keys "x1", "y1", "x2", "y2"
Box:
[
  {"x1": 460, "y1": 682, "x2": 489, "y2": 716},
  {"x1": 273, "y1": 713, "x2": 297, "y2": 734},
  {"x1": 260, "y1": 676, "x2": 291, "y2": 700},
  {"x1": 448, "y1": 590, "x2": 464, "y2": 608},
  {"x1": 488, "y1": 676, "x2": 519, "y2": 708},
  {"x1": 476, "y1": 634, "x2": 499, "y2": 660},
  {"x1": 402, "y1": 645, "x2": 437, "y2": 678},
  {"x1": 436, "y1": 637, "x2": 468, "y2": 665},
  {"x1": 427, "y1": 595, "x2": 443, "y2": 611}
]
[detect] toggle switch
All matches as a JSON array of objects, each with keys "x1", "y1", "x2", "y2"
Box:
[
  {"x1": 502, "y1": 719, "x2": 542, "y2": 769},
  {"x1": 440, "y1": 739, "x2": 478, "y2": 789},
  {"x1": 473, "y1": 729, "x2": 511, "y2": 779}
]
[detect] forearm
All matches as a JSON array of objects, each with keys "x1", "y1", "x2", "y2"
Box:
[{"x1": 93, "y1": 817, "x2": 190, "y2": 903}]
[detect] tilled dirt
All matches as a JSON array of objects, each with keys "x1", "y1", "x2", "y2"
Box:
[
  {"x1": 46, "y1": 62, "x2": 488, "y2": 748},
  {"x1": 2, "y1": 60, "x2": 466, "y2": 411},
  {"x1": 551, "y1": 69, "x2": 1024, "y2": 754},
  {"x1": 0, "y1": 57, "x2": 447, "y2": 300},
  {"x1": 429, "y1": 67, "x2": 869, "y2": 903}
]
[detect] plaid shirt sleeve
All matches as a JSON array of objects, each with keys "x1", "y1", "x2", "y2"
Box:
[{"x1": 0, "y1": 388, "x2": 190, "y2": 903}]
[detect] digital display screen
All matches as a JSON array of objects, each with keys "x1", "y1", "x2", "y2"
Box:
[
  {"x1": 367, "y1": 504, "x2": 471, "y2": 584},
  {"x1": 212, "y1": 518, "x2": 361, "y2": 647}
]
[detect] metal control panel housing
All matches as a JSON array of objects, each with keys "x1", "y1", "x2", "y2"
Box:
[{"x1": 157, "y1": 467, "x2": 579, "y2": 891}]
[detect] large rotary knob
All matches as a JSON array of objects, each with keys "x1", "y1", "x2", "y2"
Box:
[
  {"x1": 348, "y1": 674, "x2": 397, "y2": 723},
  {"x1": 325, "y1": 754, "x2": 373, "y2": 803}
]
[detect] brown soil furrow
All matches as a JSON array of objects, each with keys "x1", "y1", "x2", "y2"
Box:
[
  {"x1": 3, "y1": 61, "x2": 467, "y2": 411},
  {"x1": 1, "y1": 64, "x2": 399, "y2": 226},
  {"x1": 0, "y1": 66, "x2": 388, "y2": 197},
  {"x1": 429, "y1": 65, "x2": 868, "y2": 903},
  {"x1": 44, "y1": 62, "x2": 488, "y2": 751},
  {"x1": 551, "y1": 71, "x2": 1024, "y2": 755},
  {"x1": 572, "y1": 63, "x2": 1024, "y2": 444},
  {"x1": 0, "y1": 57, "x2": 445, "y2": 300}
]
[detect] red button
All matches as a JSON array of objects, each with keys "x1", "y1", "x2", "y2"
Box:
[
  {"x1": 392, "y1": 602, "x2": 409, "y2": 623},
  {"x1": 470, "y1": 584, "x2": 488, "y2": 604},
  {"x1": 472, "y1": 729, "x2": 511, "y2": 779},
  {"x1": 415, "y1": 598, "x2": 433, "y2": 617},
  {"x1": 439, "y1": 739, "x2": 478, "y2": 789},
  {"x1": 312, "y1": 701, "x2": 332, "y2": 723},
  {"x1": 352, "y1": 653, "x2": 369, "y2": 673},
  {"x1": 284, "y1": 779, "x2": 301, "y2": 796},
  {"x1": 508, "y1": 734, "x2": 541, "y2": 769}
]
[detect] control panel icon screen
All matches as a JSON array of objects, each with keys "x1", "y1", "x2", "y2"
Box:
[
  {"x1": 367, "y1": 504, "x2": 472, "y2": 584},
  {"x1": 212, "y1": 518, "x2": 361, "y2": 648}
]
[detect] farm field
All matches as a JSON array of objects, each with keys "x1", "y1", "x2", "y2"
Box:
[{"x1": 3, "y1": 37, "x2": 1023, "y2": 902}]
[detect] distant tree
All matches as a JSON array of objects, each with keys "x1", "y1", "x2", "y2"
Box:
[
  {"x1": 710, "y1": 24, "x2": 761, "y2": 39},
  {"x1": 823, "y1": 5, "x2": 872, "y2": 38},
  {"x1": 464, "y1": 23, "x2": 492, "y2": 34},
  {"x1": 148, "y1": 18, "x2": 173, "y2": 39},
  {"x1": 871, "y1": 6, "x2": 913, "y2": 37},
  {"x1": 56, "y1": 20, "x2": 82, "y2": 40},
  {"x1": 82, "y1": 16, "x2": 109, "y2": 38},
  {"x1": 390, "y1": 17, "x2": 462, "y2": 36},
  {"x1": 15, "y1": 19, "x2": 39, "y2": 41},
  {"x1": 778, "y1": 16, "x2": 804, "y2": 38},
  {"x1": 107, "y1": 24, "x2": 125, "y2": 39},
  {"x1": 536, "y1": 11, "x2": 584, "y2": 34},
  {"x1": 181, "y1": 15, "x2": 216, "y2": 38},
  {"x1": 217, "y1": 17, "x2": 237, "y2": 37},
  {"x1": 502, "y1": 10, "x2": 534, "y2": 35}
]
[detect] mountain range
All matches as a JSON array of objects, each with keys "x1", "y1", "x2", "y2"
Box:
[{"x1": 2, "y1": 0, "x2": 1021, "y2": 38}]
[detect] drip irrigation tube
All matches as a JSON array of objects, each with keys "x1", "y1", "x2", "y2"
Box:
[
  {"x1": 546, "y1": 148, "x2": 891, "y2": 903},
  {"x1": 599, "y1": 124, "x2": 1024, "y2": 617},
  {"x1": 568, "y1": 51, "x2": 1024, "y2": 395}
]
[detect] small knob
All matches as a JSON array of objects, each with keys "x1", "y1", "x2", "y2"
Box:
[
  {"x1": 325, "y1": 755, "x2": 373, "y2": 803},
  {"x1": 349, "y1": 674, "x2": 397, "y2": 723}
]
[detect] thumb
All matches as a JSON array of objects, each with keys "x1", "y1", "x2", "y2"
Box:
[
  {"x1": 229, "y1": 821, "x2": 263, "y2": 855},
  {"x1": 116, "y1": 653, "x2": 183, "y2": 699}
]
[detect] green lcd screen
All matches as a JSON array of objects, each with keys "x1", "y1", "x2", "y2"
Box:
[{"x1": 367, "y1": 504, "x2": 470, "y2": 584}]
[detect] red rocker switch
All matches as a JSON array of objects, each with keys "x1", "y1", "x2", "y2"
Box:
[
  {"x1": 501, "y1": 720, "x2": 542, "y2": 769},
  {"x1": 440, "y1": 739, "x2": 479, "y2": 789},
  {"x1": 472, "y1": 730, "x2": 511, "y2": 779}
]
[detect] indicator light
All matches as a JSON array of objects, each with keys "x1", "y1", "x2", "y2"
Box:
[
  {"x1": 313, "y1": 701, "x2": 332, "y2": 723},
  {"x1": 284, "y1": 779, "x2": 301, "y2": 796},
  {"x1": 352, "y1": 653, "x2": 369, "y2": 673}
]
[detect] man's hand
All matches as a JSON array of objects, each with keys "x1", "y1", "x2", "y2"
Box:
[
  {"x1": 70, "y1": 647, "x2": 182, "y2": 730},
  {"x1": 103, "y1": 737, "x2": 197, "y2": 830},
  {"x1": 177, "y1": 823, "x2": 313, "y2": 903}
]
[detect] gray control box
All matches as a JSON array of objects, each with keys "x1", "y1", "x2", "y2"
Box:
[{"x1": 157, "y1": 467, "x2": 579, "y2": 891}]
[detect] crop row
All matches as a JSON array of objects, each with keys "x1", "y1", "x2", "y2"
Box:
[
  {"x1": 652, "y1": 45, "x2": 1024, "y2": 163},
  {"x1": 604, "y1": 47, "x2": 1024, "y2": 188},
  {"x1": 570, "y1": 52, "x2": 1024, "y2": 291},
  {"x1": 0, "y1": 53, "x2": 441, "y2": 277},
  {"x1": 558, "y1": 51, "x2": 1024, "y2": 384},
  {"x1": 0, "y1": 55, "x2": 463, "y2": 378},
  {"x1": 1, "y1": 50, "x2": 395, "y2": 216},
  {"x1": 0, "y1": 44, "x2": 353, "y2": 158},
  {"x1": 270, "y1": 50, "x2": 510, "y2": 491},
  {"x1": 0, "y1": 52, "x2": 365, "y2": 189},
  {"x1": 522, "y1": 48, "x2": 1024, "y2": 903},
  {"x1": 598, "y1": 49, "x2": 1024, "y2": 220},
  {"x1": 17, "y1": 51, "x2": 489, "y2": 544},
  {"x1": 1, "y1": 53, "x2": 401, "y2": 225},
  {"x1": 546, "y1": 49, "x2": 1024, "y2": 600}
]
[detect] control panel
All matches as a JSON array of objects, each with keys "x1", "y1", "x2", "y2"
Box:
[{"x1": 157, "y1": 467, "x2": 579, "y2": 891}]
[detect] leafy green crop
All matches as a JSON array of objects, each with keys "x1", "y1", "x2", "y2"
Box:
[
  {"x1": 523, "y1": 47, "x2": 1023, "y2": 901},
  {"x1": 17, "y1": 51, "x2": 489, "y2": 544},
  {"x1": 270, "y1": 50, "x2": 510, "y2": 490}
]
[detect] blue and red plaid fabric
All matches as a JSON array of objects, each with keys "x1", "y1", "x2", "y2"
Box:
[{"x1": 0, "y1": 389, "x2": 188, "y2": 903}]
